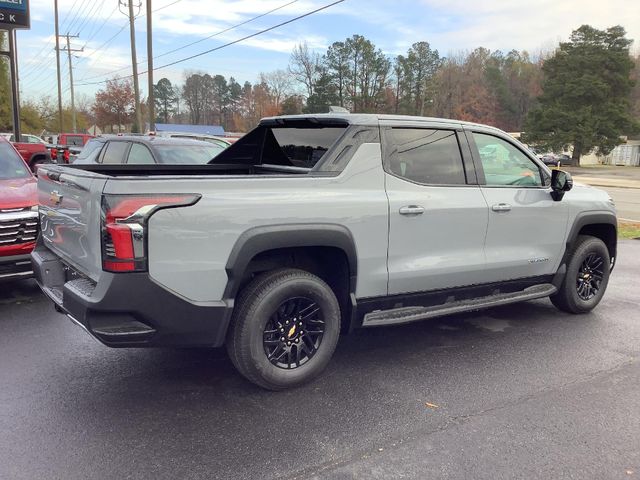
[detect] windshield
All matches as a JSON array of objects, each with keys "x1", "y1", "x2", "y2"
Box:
[
  {"x1": 154, "y1": 144, "x2": 225, "y2": 164},
  {"x1": 0, "y1": 143, "x2": 31, "y2": 179},
  {"x1": 75, "y1": 140, "x2": 105, "y2": 162}
]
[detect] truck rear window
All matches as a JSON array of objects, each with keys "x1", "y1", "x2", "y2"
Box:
[
  {"x1": 0, "y1": 143, "x2": 30, "y2": 179},
  {"x1": 269, "y1": 127, "x2": 345, "y2": 168},
  {"x1": 64, "y1": 136, "x2": 85, "y2": 146}
]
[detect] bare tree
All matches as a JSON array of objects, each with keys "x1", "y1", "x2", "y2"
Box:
[
  {"x1": 260, "y1": 70, "x2": 292, "y2": 108},
  {"x1": 289, "y1": 42, "x2": 321, "y2": 99}
]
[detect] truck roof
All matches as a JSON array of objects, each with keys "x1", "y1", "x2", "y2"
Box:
[{"x1": 259, "y1": 113, "x2": 504, "y2": 133}]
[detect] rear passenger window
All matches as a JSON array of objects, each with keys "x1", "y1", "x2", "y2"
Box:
[
  {"x1": 101, "y1": 142, "x2": 129, "y2": 164},
  {"x1": 127, "y1": 144, "x2": 155, "y2": 164},
  {"x1": 388, "y1": 129, "x2": 466, "y2": 185}
]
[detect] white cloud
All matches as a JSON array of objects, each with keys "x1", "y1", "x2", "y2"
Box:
[{"x1": 346, "y1": 0, "x2": 640, "y2": 55}]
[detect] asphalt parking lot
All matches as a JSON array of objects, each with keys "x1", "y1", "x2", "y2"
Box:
[{"x1": 1, "y1": 242, "x2": 639, "y2": 480}]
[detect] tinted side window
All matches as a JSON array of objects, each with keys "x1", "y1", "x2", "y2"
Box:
[
  {"x1": 101, "y1": 141, "x2": 129, "y2": 164},
  {"x1": 473, "y1": 133, "x2": 542, "y2": 187},
  {"x1": 388, "y1": 129, "x2": 466, "y2": 185},
  {"x1": 127, "y1": 143, "x2": 156, "y2": 164}
]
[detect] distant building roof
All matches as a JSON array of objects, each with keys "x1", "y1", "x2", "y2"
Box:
[{"x1": 151, "y1": 123, "x2": 224, "y2": 136}]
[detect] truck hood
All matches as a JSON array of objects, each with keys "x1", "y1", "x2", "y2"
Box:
[{"x1": 0, "y1": 177, "x2": 37, "y2": 209}]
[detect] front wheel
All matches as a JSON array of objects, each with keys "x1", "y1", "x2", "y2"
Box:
[
  {"x1": 550, "y1": 235, "x2": 611, "y2": 314},
  {"x1": 227, "y1": 268, "x2": 341, "y2": 390}
]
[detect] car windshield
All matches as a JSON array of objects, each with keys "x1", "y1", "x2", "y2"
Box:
[
  {"x1": 0, "y1": 143, "x2": 31, "y2": 179},
  {"x1": 75, "y1": 140, "x2": 104, "y2": 161},
  {"x1": 154, "y1": 144, "x2": 225, "y2": 164}
]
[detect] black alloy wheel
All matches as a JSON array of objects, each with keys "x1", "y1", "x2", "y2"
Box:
[
  {"x1": 263, "y1": 297, "x2": 325, "y2": 369},
  {"x1": 576, "y1": 253, "x2": 605, "y2": 301}
]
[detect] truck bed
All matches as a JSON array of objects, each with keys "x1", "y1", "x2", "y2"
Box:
[{"x1": 62, "y1": 163, "x2": 313, "y2": 177}]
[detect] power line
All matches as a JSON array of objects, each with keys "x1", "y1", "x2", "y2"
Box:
[
  {"x1": 75, "y1": 0, "x2": 302, "y2": 83},
  {"x1": 82, "y1": 6, "x2": 119, "y2": 46},
  {"x1": 63, "y1": 0, "x2": 94, "y2": 34},
  {"x1": 58, "y1": 0, "x2": 82, "y2": 31},
  {"x1": 73, "y1": 0, "x2": 107, "y2": 37},
  {"x1": 152, "y1": 0, "x2": 184, "y2": 13},
  {"x1": 149, "y1": 1, "x2": 344, "y2": 74}
]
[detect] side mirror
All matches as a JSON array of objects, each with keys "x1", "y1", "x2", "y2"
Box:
[{"x1": 551, "y1": 170, "x2": 573, "y2": 201}]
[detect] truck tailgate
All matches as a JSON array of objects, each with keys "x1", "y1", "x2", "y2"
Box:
[{"x1": 37, "y1": 165, "x2": 108, "y2": 281}]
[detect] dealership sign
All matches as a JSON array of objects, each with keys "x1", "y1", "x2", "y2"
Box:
[{"x1": 0, "y1": 0, "x2": 29, "y2": 29}]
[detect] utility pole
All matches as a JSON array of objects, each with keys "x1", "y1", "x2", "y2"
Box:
[
  {"x1": 120, "y1": 0, "x2": 142, "y2": 133},
  {"x1": 54, "y1": 0, "x2": 63, "y2": 133},
  {"x1": 59, "y1": 34, "x2": 82, "y2": 133},
  {"x1": 146, "y1": 0, "x2": 155, "y2": 132}
]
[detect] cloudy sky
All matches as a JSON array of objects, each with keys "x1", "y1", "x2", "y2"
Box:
[{"x1": 15, "y1": 0, "x2": 640, "y2": 101}]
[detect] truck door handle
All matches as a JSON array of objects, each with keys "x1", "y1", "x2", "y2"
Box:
[
  {"x1": 399, "y1": 205, "x2": 425, "y2": 216},
  {"x1": 492, "y1": 203, "x2": 512, "y2": 212}
]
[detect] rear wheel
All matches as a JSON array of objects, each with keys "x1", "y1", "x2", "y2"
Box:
[
  {"x1": 550, "y1": 235, "x2": 610, "y2": 314},
  {"x1": 227, "y1": 268, "x2": 341, "y2": 390}
]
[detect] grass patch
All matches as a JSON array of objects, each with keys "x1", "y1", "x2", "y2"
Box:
[{"x1": 618, "y1": 221, "x2": 640, "y2": 239}]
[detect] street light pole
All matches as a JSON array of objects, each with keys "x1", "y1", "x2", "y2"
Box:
[
  {"x1": 146, "y1": 0, "x2": 155, "y2": 132},
  {"x1": 54, "y1": 0, "x2": 63, "y2": 133},
  {"x1": 65, "y1": 34, "x2": 77, "y2": 133},
  {"x1": 121, "y1": 0, "x2": 143, "y2": 133}
]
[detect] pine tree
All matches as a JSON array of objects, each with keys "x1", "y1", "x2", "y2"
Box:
[{"x1": 524, "y1": 25, "x2": 639, "y2": 165}]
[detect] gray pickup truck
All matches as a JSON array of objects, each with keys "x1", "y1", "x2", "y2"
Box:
[{"x1": 32, "y1": 113, "x2": 617, "y2": 390}]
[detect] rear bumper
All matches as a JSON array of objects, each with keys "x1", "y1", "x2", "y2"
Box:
[
  {"x1": 0, "y1": 253, "x2": 34, "y2": 281},
  {"x1": 31, "y1": 245, "x2": 233, "y2": 348}
]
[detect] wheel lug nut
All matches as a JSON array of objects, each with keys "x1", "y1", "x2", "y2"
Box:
[
  {"x1": 280, "y1": 328, "x2": 284, "y2": 332},
  {"x1": 280, "y1": 337, "x2": 285, "y2": 341},
  {"x1": 287, "y1": 342, "x2": 291, "y2": 346},
  {"x1": 295, "y1": 338, "x2": 299, "y2": 343},
  {"x1": 286, "y1": 321, "x2": 289, "y2": 325}
]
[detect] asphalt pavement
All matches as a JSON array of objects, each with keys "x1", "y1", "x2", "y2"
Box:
[{"x1": 1, "y1": 242, "x2": 639, "y2": 480}]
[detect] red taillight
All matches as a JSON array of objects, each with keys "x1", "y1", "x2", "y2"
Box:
[
  {"x1": 50, "y1": 148, "x2": 58, "y2": 160},
  {"x1": 101, "y1": 194, "x2": 200, "y2": 273},
  {"x1": 63, "y1": 149, "x2": 70, "y2": 163}
]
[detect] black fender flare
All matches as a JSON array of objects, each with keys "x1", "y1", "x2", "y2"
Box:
[
  {"x1": 566, "y1": 211, "x2": 617, "y2": 255},
  {"x1": 553, "y1": 211, "x2": 617, "y2": 288},
  {"x1": 223, "y1": 223, "x2": 358, "y2": 300}
]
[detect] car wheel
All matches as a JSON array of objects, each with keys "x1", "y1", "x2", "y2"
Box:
[
  {"x1": 227, "y1": 268, "x2": 341, "y2": 390},
  {"x1": 550, "y1": 235, "x2": 610, "y2": 314}
]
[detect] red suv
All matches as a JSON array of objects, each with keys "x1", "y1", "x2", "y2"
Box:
[{"x1": 0, "y1": 136, "x2": 38, "y2": 281}]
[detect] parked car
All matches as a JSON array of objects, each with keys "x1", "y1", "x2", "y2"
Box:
[
  {"x1": 0, "y1": 136, "x2": 38, "y2": 281},
  {"x1": 74, "y1": 135, "x2": 226, "y2": 164},
  {"x1": 33, "y1": 113, "x2": 617, "y2": 390},
  {"x1": 539, "y1": 153, "x2": 559, "y2": 166},
  {"x1": 1, "y1": 133, "x2": 48, "y2": 145},
  {"x1": 154, "y1": 131, "x2": 232, "y2": 149},
  {"x1": 1, "y1": 133, "x2": 53, "y2": 171}
]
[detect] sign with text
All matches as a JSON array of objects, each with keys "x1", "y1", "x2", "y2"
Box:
[{"x1": 0, "y1": 0, "x2": 29, "y2": 29}]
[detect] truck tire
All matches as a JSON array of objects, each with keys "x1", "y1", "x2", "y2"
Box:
[
  {"x1": 550, "y1": 235, "x2": 610, "y2": 314},
  {"x1": 227, "y1": 268, "x2": 341, "y2": 390}
]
